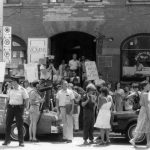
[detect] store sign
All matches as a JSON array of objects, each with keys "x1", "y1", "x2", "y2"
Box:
[
  {"x1": 28, "y1": 38, "x2": 48, "y2": 63},
  {"x1": 3, "y1": 26, "x2": 12, "y2": 63}
]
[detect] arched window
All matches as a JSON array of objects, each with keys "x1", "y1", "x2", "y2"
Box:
[
  {"x1": 121, "y1": 33, "x2": 150, "y2": 81},
  {"x1": 6, "y1": 35, "x2": 27, "y2": 77}
]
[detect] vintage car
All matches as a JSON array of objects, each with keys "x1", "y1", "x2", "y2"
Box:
[
  {"x1": 0, "y1": 94, "x2": 62, "y2": 141},
  {"x1": 111, "y1": 110, "x2": 145, "y2": 143}
]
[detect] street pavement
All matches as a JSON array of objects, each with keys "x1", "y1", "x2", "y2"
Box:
[{"x1": 0, "y1": 132, "x2": 148, "y2": 150}]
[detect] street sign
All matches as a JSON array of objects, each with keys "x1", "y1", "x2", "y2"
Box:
[{"x1": 3, "y1": 26, "x2": 12, "y2": 63}]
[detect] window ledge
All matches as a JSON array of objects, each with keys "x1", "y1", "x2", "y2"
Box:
[
  {"x1": 126, "y1": 1, "x2": 150, "y2": 5},
  {"x1": 4, "y1": 3, "x2": 23, "y2": 7}
]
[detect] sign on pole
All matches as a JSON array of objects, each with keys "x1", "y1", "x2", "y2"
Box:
[
  {"x1": 28, "y1": 38, "x2": 48, "y2": 63},
  {"x1": 3, "y1": 26, "x2": 12, "y2": 63},
  {"x1": 0, "y1": 0, "x2": 3, "y2": 62}
]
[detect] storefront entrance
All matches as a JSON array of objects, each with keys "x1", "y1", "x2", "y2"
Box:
[{"x1": 50, "y1": 31, "x2": 96, "y2": 67}]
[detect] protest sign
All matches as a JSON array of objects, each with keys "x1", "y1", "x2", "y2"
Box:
[
  {"x1": 24, "y1": 63, "x2": 39, "y2": 82},
  {"x1": 0, "y1": 62, "x2": 6, "y2": 82},
  {"x1": 85, "y1": 61, "x2": 99, "y2": 81}
]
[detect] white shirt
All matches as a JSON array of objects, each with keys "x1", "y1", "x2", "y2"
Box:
[
  {"x1": 56, "y1": 89, "x2": 75, "y2": 106},
  {"x1": 8, "y1": 86, "x2": 29, "y2": 105},
  {"x1": 69, "y1": 59, "x2": 79, "y2": 70}
]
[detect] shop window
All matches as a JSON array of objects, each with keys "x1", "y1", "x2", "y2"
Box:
[
  {"x1": 121, "y1": 34, "x2": 150, "y2": 82},
  {"x1": 127, "y1": 0, "x2": 150, "y2": 4},
  {"x1": 49, "y1": 0, "x2": 64, "y2": 3},
  {"x1": 85, "y1": 0, "x2": 102, "y2": 2}
]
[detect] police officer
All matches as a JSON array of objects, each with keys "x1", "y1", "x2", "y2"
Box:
[{"x1": 2, "y1": 77, "x2": 29, "y2": 147}]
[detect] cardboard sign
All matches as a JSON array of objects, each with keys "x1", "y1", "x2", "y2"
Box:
[
  {"x1": 0, "y1": 62, "x2": 6, "y2": 82},
  {"x1": 85, "y1": 61, "x2": 99, "y2": 81},
  {"x1": 24, "y1": 63, "x2": 39, "y2": 82},
  {"x1": 28, "y1": 38, "x2": 48, "y2": 63}
]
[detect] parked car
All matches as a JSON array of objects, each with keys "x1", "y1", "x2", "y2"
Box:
[
  {"x1": 111, "y1": 110, "x2": 145, "y2": 143},
  {"x1": 0, "y1": 94, "x2": 62, "y2": 141}
]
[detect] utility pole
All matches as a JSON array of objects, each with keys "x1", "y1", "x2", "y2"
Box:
[{"x1": 0, "y1": 0, "x2": 3, "y2": 62}]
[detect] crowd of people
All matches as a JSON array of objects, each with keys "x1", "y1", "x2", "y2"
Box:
[{"x1": 1, "y1": 53, "x2": 150, "y2": 148}]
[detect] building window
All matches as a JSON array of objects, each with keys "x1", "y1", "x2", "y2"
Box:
[
  {"x1": 121, "y1": 34, "x2": 150, "y2": 82},
  {"x1": 49, "y1": 0, "x2": 64, "y2": 3},
  {"x1": 127, "y1": 0, "x2": 150, "y2": 4},
  {"x1": 85, "y1": 0, "x2": 102, "y2": 2},
  {"x1": 4, "y1": 0, "x2": 21, "y2": 4}
]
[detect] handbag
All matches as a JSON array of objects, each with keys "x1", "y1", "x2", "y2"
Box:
[{"x1": 65, "y1": 104, "x2": 73, "y2": 114}]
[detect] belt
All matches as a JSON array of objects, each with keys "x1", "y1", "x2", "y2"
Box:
[{"x1": 9, "y1": 104, "x2": 23, "y2": 107}]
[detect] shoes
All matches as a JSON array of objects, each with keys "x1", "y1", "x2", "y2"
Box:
[
  {"x1": 19, "y1": 142, "x2": 24, "y2": 147},
  {"x1": 66, "y1": 140, "x2": 72, "y2": 143},
  {"x1": 83, "y1": 140, "x2": 89, "y2": 145},
  {"x1": 2, "y1": 141, "x2": 11, "y2": 146},
  {"x1": 32, "y1": 139, "x2": 39, "y2": 142},
  {"x1": 129, "y1": 139, "x2": 136, "y2": 147},
  {"x1": 89, "y1": 140, "x2": 94, "y2": 144}
]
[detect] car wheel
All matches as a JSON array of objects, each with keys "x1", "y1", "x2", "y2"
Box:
[
  {"x1": 10, "y1": 123, "x2": 29, "y2": 141},
  {"x1": 126, "y1": 123, "x2": 146, "y2": 143}
]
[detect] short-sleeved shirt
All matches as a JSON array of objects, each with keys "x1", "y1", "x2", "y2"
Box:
[
  {"x1": 56, "y1": 89, "x2": 75, "y2": 106},
  {"x1": 69, "y1": 59, "x2": 79, "y2": 70},
  {"x1": 8, "y1": 86, "x2": 29, "y2": 105}
]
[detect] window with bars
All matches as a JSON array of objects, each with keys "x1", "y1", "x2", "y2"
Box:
[
  {"x1": 85, "y1": 0, "x2": 102, "y2": 2},
  {"x1": 49, "y1": 0, "x2": 64, "y2": 3}
]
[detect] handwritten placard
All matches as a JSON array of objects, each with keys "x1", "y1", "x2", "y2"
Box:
[
  {"x1": 24, "y1": 63, "x2": 39, "y2": 82},
  {"x1": 85, "y1": 61, "x2": 99, "y2": 81}
]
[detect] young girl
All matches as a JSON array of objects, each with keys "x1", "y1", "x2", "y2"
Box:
[{"x1": 94, "y1": 87, "x2": 112, "y2": 145}]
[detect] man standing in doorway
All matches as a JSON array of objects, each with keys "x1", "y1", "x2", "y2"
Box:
[
  {"x1": 2, "y1": 77, "x2": 29, "y2": 147},
  {"x1": 56, "y1": 80, "x2": 75, "y2": 143},
  {"x1": 69, "y1": 53, "x2": 80, "y2": 75}
]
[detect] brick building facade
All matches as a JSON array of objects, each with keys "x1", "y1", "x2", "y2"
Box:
[{"x1": 3, "y1": 0, "x2": 150, "y2": 82}]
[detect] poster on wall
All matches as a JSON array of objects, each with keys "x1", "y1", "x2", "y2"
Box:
[
  {"x1": 122, "y1": 50, "x2": 150, "y2": 81},
  {"x1": 28, "y1": 38, "x2": 48, "y2": 63},
  {"x1": 24, "y1": 63, "x2": 39, "y2": 82}
]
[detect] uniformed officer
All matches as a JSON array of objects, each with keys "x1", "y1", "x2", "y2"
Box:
[{"x1": 2, "y1": 77, "x2": 29, "y2": 147}]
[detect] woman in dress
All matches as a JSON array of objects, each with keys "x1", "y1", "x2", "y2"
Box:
[
  {"x1": 94, "y1": 87, "x2": 113, "y2": 145},
  {"x1": 28, "y1": 81, "x2": 44, "y2": 142},
  {"x1": 130, "y1": 81, "x2": 150, "y2": 148},
  {"x1": 114, "y1": 82, "x2": 125, "y2": 111}
]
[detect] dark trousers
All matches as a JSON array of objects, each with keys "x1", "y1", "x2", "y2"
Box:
[
  {"x1": 5, "y1": 104, "x2": 24, "y2": 143},
  {"x1": 83, "y1": 110, "x2": 94, "y2": 141}
]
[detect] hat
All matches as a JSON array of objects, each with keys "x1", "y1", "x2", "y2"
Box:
[
  {"x1": 10, "y1": 76, "x2": 20, "y2": 83},
  {"x1": 86, "y1": 83, "x2": 96, "y2": 90}
]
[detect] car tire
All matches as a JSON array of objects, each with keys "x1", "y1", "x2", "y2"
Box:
[
  {"x1": 126, "y1": 123, "x2": 146, "y2": 144},
  {"x1": 10, "y1": 122, "x2": 29, "y2": 141}
]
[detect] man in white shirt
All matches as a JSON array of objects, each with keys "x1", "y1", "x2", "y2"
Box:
[
  {"x1": 3, "y1": 77, "x2": 29, "y2": 147},
  {"x1": 56, "y1": 80, "x2": 75, "y2": 143},
  {"x1": 69, "y1": 54, "x2": 80, "y2": 72}
]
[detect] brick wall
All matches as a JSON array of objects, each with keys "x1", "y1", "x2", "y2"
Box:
[{"x1": 3, "y1": 0, "x2": 150, "y2": 81}]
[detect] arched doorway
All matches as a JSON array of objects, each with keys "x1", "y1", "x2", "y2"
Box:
[
  {"x1": 120, "y1": 33, "x2": 150, "y2": 82},
  {"x1": 50, "y1": 31, "x2": 96, "y2": 67}
]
